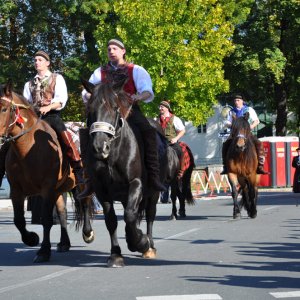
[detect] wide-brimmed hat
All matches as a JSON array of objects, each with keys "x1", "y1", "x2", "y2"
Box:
[
  {"x1": 35, "y1": 50, "x2": 50, "y2": 61},
  {"x1": 159, "y1": 100, "x2": 172, "y2": 112}
]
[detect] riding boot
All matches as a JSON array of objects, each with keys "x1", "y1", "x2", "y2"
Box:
[
  {"x1": 220, "y1": 138, "x2": 231, "y2": 175},
  {"x1": 254, "y1": 139, "x2": 269, "y2": 174},
  {"x1": 60, "y1": 130, "x2": 84, "y2": 184},
  {"x1": 77, "y1": 128, "x2": 93, "y2": 200},
  {"x1": 0, "y1": 142, "x2": 9, "y2": 187},
  {"x1": 142, "y1": 128, "x2": 167, "y2": 192},
  {"x1": 177, "y1": 155, "x2": 185, "y2": 180}
]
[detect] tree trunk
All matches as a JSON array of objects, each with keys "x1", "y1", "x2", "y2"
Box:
[{"x1": 274, "y1": 82, "x2": 287, "y2": 136}]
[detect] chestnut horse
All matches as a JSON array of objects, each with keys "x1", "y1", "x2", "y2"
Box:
[
  {"x1": 225, "y1": 113, "x2": 260, "y2": 219},
  {"x1": 0, "y1": 81, "x2": 94, "y2": 263}
]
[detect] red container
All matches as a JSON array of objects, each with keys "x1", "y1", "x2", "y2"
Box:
[
  {"x1": 259, "y1": 141, "x2": 272, "y2": 187},
  {"x1": 274, "y1": 142, "x2": 286, "y2": 187}
]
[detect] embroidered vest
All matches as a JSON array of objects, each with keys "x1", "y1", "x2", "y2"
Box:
[
  {"x1": 29, "y1": 73, "x2": 57, "y2": 107},
  {"x1": 101, "y1": 63, "x2": 136, "y2": 95},
  {"x1": 159, "y1": 115, "x2": 177, "y2": 141}
]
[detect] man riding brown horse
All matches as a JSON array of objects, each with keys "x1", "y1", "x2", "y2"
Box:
[
  {"x1": 220, "y1": 94, "x2": 268, "y2": 175},
  {"x1": 0, "y1": 50, "x2": 84, "y2": 187}
]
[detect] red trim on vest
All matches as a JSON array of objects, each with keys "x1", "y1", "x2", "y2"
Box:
[{"x1": 100, "y1": 63, "x2": 136, "y2": 95}]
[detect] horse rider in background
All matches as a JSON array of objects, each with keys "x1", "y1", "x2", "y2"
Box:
[
  {"x1": 79, "y1": 38, "x2": 166, "y2": 199},
  {"x1": 158, "y1": 100, "x2": 186, "y2": 179},
  {"x1": 23, "y1": 50, "x2": 84, "y2": 184},
  {"x1": 220, "y1": 94, "x2": 268, "y2": 175}
]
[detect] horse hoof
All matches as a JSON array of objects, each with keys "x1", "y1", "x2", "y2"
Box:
[
  {"x1": 33, "y1": 253, "x2": 51, "y2": 263},
  {"x1": 179, "y1": 212, "x2": 186, "y2": 218},
  {"x1": 22, "y1": 231, "x2": 39, "y2": 247},
  {"x1": 107, "y1": 254, "x2": 124, "y2": 268},
  {"x1": 142, "y1": 247, "x2": 157, "y2": 259},
  {"x1": 56, "y1": 243, "x2": 71, "y2": 252},
  {"x1": 170, "y1": 214, "x2": 177, "y2": 220},
  {"x1": 233, "y1": 213, "x2": 241, "y2": 219},
  {"x1": 83, "y1": 230, "x2": 95, "y2": 244}
]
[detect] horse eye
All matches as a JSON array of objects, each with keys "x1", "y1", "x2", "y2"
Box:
[{"x1": 1, "y1": 107, "x2": 7, "y2": 113}]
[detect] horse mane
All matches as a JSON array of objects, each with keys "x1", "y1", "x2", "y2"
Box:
[
  {"x1": 228, "y1": 113, "x2": 256, "y2": 169},
  {"x1": 230, "y1": 113, "x2": 251, "y2": 138},
  {"x1": 88, "y1": 79, "x2": 131, "y2": 119}
]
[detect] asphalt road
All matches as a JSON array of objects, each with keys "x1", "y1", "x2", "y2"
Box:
[{"x1": 0, "y1": 191, "x2": 300, "y2": 300}]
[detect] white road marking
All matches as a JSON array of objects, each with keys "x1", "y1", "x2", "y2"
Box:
[
  {"x1": 137, "y1": 295, "x2": 222, "y2": 300},
  {"x1": 0, "y1": 267, "x2": 80, "y2": 294},
  {"x1": 270, "y1": 291, "x2": 300, "y2": 298},
  {"x1": 262, "y1": 206, "x2": 280, "y2": 211},
  {"x1": 155, "y1": 228, "x2": 202, "y2": 244}
]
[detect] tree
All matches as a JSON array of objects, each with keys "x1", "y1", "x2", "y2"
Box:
[
  {"x1": 94, "y1": 0, "x2": 253, "y2": 125},
  {"x1": 224, "y1": 0, "x2": 300, "y2": 136}
]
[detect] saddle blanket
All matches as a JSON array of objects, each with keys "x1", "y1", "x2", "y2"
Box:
[{"x1": 178, "y1": 141, "x2": 192, "y2": 173}]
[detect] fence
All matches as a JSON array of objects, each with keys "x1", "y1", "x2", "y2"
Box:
[{"x1": 191, "y1": 168, "x2": 232, "y2": 197}]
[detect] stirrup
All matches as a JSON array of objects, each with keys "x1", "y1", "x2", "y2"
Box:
[{"x1": 177, "y1": 170, "x2": 184, "y2": 180}]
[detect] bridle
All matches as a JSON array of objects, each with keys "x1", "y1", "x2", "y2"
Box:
[
  {"x1": 0, "y1": 96, "x2": 36, "y2": 145},
  {"x1": 88, "y1": 99, "x2": 132, "y2": 159}
]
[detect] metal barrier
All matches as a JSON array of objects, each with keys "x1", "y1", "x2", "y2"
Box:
[{"x1": 191, "y1": 169, "x2": 231, "y2": 197}]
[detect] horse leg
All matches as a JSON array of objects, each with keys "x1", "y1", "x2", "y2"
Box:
[
  {"x1": 72, "y1": 187, "x2": 94, "y2": 244},
  {"x1": 12, "y1": 192, "x2": 39, "y2": 247},
  {"x1": 33, "y1": 196, "x2": 55, "y2": 263},
  {"x1": 101, "y1": 200, "x2": 124, "y2": 268},
  {"x1": 178, "y1": 191, "x2": 186, "y2": 218},
  {"x1": 55, "y1": 194, "x2": 71, "y2": 252},
  {"x1": 142, "y1": 191, "x2": 160, "y2": 259},
  {"x1": 124, "y1": 179, "x2": 150, "y2": 254},
  {"x1": 170, "y1": 182, "x2": 178, "y2": 220},
  {"x1": 229, "y1": 178, "x2": 241, "y2": 219},
  {"x1": 248, "y1": 185, "x2": 258, "y2": 218}
]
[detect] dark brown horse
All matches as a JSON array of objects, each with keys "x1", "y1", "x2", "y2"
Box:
[
  {"x1": 226, "y1": 113, "x2": 260, "y2": 219},
  {"x1": 0, "y1": 81, "x2": 94, "y2": 263}
]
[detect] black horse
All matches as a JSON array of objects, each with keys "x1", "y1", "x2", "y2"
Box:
[
  {"x1": 82, "y1": 79, "x2": 167, "y2": 267},
  {"x1": 169, "y1": 142, "x2": 195, "y2": 219},
  {"x1": 150, "y1": 121, "x2": 195, "y2": 219}
]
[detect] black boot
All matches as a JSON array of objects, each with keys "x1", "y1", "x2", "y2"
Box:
[
  {"x1": 254, "y1": 139, "x2": 269, "y2": 175},
  {"x1": 60, "y1": 130, "x2": 84, "y2": 184},
  {"x1": 0, "y1": 142, "x2": 9, "y2": 187},
  {"x1": 142, "y1": 128, "x2": 167, "y2": 192},
  {"x1": 220, "y1": 139, "x2": 231, "y2": 175},
  {"x1": 77, "y1": 128, "x2": 93, "y2": 200},
  {"x1": 220, "y1": 166, "x2": 228, "y2": 175}
]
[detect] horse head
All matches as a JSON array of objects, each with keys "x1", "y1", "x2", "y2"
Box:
[
  {"x1": 0, "y1": 80, "x2": 34, "y2": 145},
  {"x1": 231, "y1": 113, "x2": 251, "y2": 152},
  {"x1": 82, "y1": 78, "x2": 130, "y2": 160}
]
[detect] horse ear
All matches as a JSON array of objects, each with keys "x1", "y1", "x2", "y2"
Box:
[
  {"x1": 4, "y1": 79, "x2": 13, "y2": 97},
  {"x1": 244, "y1": 112, "x2": 250, "y2": 121},
  {"x1": 81, "y1": 78, "x2": 95, "y2": 94}
]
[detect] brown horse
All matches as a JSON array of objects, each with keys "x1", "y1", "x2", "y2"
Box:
[
  {"x1": 225, "y1": 113, "x2": 260, "y2": 219},
  {"x1": 0, "y1": 81, "x2": 94, "y2": 263}
]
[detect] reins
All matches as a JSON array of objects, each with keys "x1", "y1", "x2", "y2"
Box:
[{"x1": 0, "y1": 96, "x2": 38, "y2": 144}]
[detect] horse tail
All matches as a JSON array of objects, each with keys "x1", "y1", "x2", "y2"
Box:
[{"x1": 183, "y1": 146, "x2": 195, "y2": 205}]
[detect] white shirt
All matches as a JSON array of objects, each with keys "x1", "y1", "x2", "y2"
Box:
[
  {"x1": 23, "y1": 71, "x2": 68, "y2": 110},
  {"x1": 82, "y1": 64, "x2": 154, "y2": 103},
  {"x1": 224, "y1": 106, "x2": 259, "y2": 128},
  {"x1": 160, "y1": 112, "x2": 185, "y2": 132}
]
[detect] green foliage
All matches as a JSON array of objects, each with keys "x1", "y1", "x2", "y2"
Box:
[
  {"x1": 94, "y1": 0, "x2": 252, "y2": 125},
  {"x1": 224, "y1": 0, "x2": 300, "y2": 135}
]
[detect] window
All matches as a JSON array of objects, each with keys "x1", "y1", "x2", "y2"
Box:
[{"x1": 197, "y1": 124, "x2": 207, "y2": 134}]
